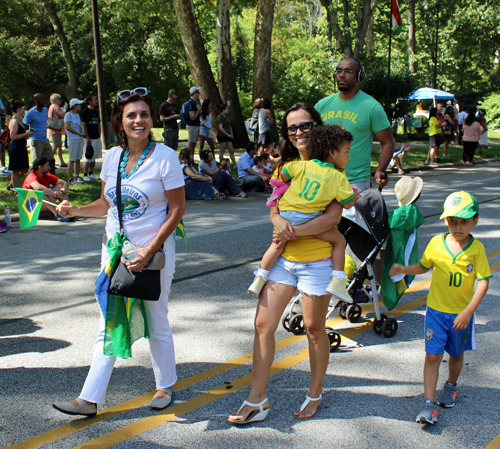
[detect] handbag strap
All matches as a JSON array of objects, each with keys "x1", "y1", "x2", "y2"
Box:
[{"x1": 116, "y1": 149, "x2": 125, "y2": 235}]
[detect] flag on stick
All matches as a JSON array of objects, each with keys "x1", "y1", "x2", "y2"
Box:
[
  {"x1": 175, "y1": 219, "x2": 189, "y2": 254},
  {"x1": 392, "y1": 0, "x2": 403, "y2": 35},
  {"x1": 13, "y1": 188, "x2": 44, "y2": 229}
]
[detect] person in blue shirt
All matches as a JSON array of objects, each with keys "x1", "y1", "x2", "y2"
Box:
[
  {"x1": 23, "y1": 94, "x2": 56, "y2": 174},
  {"x1": 237, "y1": 143, "x2": 267, "y2": 192}
]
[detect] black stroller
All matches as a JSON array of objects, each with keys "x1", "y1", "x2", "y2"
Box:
[{"x1": 281, "y1": 189, "x2": 398, "y2": 351}]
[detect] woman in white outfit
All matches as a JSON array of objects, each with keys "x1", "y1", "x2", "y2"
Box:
[{"x1": 53, "y1": 90, "x2": 185, "y2": 415}]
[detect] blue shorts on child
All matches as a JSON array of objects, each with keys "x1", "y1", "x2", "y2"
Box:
[
  {"x1": 424, "y1": 307, "x2": 476, "y2": 357},
  {"x1": 280, "y1": 210, "x2": 322, "y2": 226}
]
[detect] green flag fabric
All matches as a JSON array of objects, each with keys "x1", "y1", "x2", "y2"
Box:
[
  {"x1": 13, "y1": 188, "x2": 44, "y2": 229},
  {"x1": 176, "y1": 219, "x2": 188, "y2": 254},
  {"x1": 381, "y1": 204, "x2": 425, "y2": 310},
  {"x1": 95, "y1": 232, "x2": 150, "y2": 359}
]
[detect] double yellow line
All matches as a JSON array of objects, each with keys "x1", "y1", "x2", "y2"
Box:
[{"x1": 9, "y1": 249, "x2": 500, "y2": 449}]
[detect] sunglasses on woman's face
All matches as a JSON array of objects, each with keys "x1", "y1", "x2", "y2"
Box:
[
  {"x1": 116, "y1": 87, "x2": 150, "y2": 106},
  {"x1": 286, "y1": 121, "x2": 317, "y2": 136}
]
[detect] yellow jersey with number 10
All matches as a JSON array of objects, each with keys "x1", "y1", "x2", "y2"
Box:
[
  {"x1": 420, "y1": 233, "x2": 492, "y2": 314},
  {"x1": 280, "y1": 159, "x2": 354, "y2": 213}
]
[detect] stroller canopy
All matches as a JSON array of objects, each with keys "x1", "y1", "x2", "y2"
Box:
[{"x1": 339, "y1": 189, "x2": 390, "y2": 261}]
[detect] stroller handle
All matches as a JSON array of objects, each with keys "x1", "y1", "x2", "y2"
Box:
[{"x1": 378, "y1": 172, "x2": 388, "y2": 192}]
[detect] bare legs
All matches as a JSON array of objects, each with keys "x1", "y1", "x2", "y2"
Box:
[
  {"x1": 68, "y1": 160, "x2": 80, "y2": 180},
  {"x1": 198, "y1": 135, "x2": 215, "y2": 158},
  {"x1": 53, "y1": 143, "x2": 66, "y2": 166},
  {"x1": 229, "y1": 281, "x2": 331, "y2": 421},
  {"x1": 8, "y1": 168, "x2": 28, "y2": 189},
  {"x1": 219, "y1": 141, "x2": 237, "y2": 165},
  {"x1": 423, "y1": 352, "x2": 465, "y2": 402}
]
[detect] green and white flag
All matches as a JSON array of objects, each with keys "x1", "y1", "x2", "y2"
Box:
[{"x1": 381, "y1": 203, "x2": 425, "y2": 311}]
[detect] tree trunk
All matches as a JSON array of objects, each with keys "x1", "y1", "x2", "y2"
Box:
[
  {"x1": 408, "y1": 0, "x2": 416, "y2": 73},
  {"x1": 172, "y1": 0, "x2": 223, "y2": 121},
  {"x1": 319, "y1": 0, "x2": 353, "y2": 57},
  {"x1": 366, "y1": 13, "x2": 374, "y2": 60},
  {"x1": 216, "y1": 0, "x2": 248, "y2": 148},
  {"x1": 42, "y1": 0, "x2": 78, "y2": 99},
  {"x1": 353, "y1": 0, "x2": 373, "y2": 57},
  {"x1": 253, "y1": 0, "x2": 279, "y2": 142}
]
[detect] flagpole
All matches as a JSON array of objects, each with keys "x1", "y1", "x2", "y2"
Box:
[
  {"x1": 43, "y1": 200, "x2": 58, "y2": 207},
  {"x1": 386, "y1": 0, "x2": 393, "y2": 116}
]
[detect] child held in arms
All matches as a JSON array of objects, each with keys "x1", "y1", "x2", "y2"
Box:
[
  {"x1": 390, "y1": 191, "x2": 491, "y2": 425},
  {"x1": 248, "y1": 124, "x2": 359, "y2": 302}
]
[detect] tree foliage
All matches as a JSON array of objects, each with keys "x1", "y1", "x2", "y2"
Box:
[{"x1": 0, "y1": 0, "x2": 499, "y2": 130}]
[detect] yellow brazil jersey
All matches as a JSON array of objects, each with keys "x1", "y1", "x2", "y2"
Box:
[
  {"x1": 280, "y1": 160, "x2": 354, "y2": 213},
  {"x1": 420, "y1": 233, "x2": 492, "y2": 314}
]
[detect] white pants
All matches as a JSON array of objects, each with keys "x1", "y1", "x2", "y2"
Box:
[{"x1": 79, "y1": 236, "x2": 177, "y2": 404}]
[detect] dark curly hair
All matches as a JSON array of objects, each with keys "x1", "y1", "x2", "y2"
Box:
[{"x1": 308, "y1": 124, "x2": 353, "y2": 162}]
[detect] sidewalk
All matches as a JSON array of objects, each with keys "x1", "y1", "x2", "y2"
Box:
[{"x1": 2, "y1": 151, "x2": 499, "y2": 224}]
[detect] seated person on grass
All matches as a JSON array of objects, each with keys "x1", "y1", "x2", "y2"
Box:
[
  {"x1": 248, "y1": 124, "x2": 359, "y2": 302},
  {"x1": 22, "y1": 157, "x2": 70, "y2": 222}
]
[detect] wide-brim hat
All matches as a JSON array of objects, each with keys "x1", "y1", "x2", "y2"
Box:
[
  {"x1": 394, "y1": 176, "x2": 423, "y2": 206},
  {"x1": 440, "y1": 191, "x2": 479, "y2": 219}
]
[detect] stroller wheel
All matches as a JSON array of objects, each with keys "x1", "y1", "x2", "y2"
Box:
[
  {"x1": 282, "y1": 313, "x2": 292, "y2": 332},
  {"x1": 382, "y1": 316, "x2": 398, "y2": 338},
  {"x1": 289, "y1": 314, "x2": 305, "y2": 335},
  {"x1": 326, "y1": 327, "x2": 341, "y2": 352},
  {"x1": 372, "y1": 314, "x2": 388, "y2": 334},
  {"x1": 338, "y1": 303, "x2": 348, "y2": 320},
  {"x1": 346, "y1": 304, "x2": 362, "y2": 323}
]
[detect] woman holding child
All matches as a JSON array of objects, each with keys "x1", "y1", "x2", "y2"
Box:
[{"x1": 228, "y1": 103, "x2": 353, "y2": 424}]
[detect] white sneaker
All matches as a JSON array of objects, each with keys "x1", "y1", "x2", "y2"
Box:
[
  {"x1": 326, "y1": 277, "x2": 352, "y2": 303},
  {"x1": 88, "y1": 174, "x2": 99, "y2": 180},
  {"x1": 75, "y1": 177, "x2": 84, "y2": 184},
  {"x1": 82, "y1": 175, "x2": 92, "y2": 181},
  {"x1": 237, "y1": 191, "x2": 247, "y2": 198},
  {"x1": 247, "y1": 275, "x2": 266, "y2": 298},
  {"x1": 1, "y1": 167, "x2": 12, "y2": 175}
]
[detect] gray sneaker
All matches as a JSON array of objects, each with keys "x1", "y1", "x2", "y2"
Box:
[
  {"x1": 438, "y1": 382, "x2": 457, "y2": 408},
  {"x1": 416, "y1": 402, "x2": 437, "y2": 424}
]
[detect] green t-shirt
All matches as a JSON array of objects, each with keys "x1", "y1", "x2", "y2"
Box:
[{"x1": 315, "y1": 91, "x2": 390, "y2": 183}]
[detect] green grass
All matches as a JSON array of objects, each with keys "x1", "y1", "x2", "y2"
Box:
[
  {"x1": 2, "y1": 131, "x2": 498, "y2": 215},
  {"x1": 1, "y1": 146, "x2": 102, "y2": 214}
]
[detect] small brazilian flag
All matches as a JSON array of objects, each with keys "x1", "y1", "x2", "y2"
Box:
[
  {"x1": 13, "y1": 188, "x2": 44, "y2": 229},
  {"x1": 176, "y1": 218, "x2": 188, "y2": 254}
]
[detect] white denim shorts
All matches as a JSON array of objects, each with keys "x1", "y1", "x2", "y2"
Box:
[{"x1": 268, "y1": 256, "x2": 332, "y2": 297}]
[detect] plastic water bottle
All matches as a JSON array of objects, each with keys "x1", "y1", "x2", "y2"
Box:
[
  {"x1": 5, "y1": 206, "x2": 11, "y2": 227},
  {"x1": 122, "y1": 240, "x2": 138, "y2": 261}
]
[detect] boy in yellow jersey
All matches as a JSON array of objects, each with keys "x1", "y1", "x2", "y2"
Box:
[
  {"x1": 390, "y1": 191, "x2": 491, "y2": 425},
  {"x1": 248, "y1": 124, "x2": 358, "y2": 301}
]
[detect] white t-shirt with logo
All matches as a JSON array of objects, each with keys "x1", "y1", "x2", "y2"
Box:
[
  {"x1": 64, "y1": 112, "x2": 83, "y2": 140},
  {"x1": 100, "y1": 144, "x2": 184, "y2": 248}
]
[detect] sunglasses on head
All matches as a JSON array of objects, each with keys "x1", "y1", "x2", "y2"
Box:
[
  {"x1": 285, "y1": 121, "x2": 317, "y2": 136},
  {"x1": 116, "y1": 87, "x2": 150, "y2": 106}
]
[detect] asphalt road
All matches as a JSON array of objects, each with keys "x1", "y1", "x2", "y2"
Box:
[{"x1": 1, "y1": 162, "x2": 500, "y2": 449}]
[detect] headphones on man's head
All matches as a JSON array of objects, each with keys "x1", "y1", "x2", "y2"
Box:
[
  {"x1": 334, "y1": 58, "x2": 366, "y2": 83},
  {"x1": 353, "y1": 58, "x2": 365, "y2": 82}
]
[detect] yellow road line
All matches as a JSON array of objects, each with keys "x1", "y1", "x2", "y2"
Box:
[
  {"x1": 8, "y1": 250, "x2": 499, "y2": 449},
  {"x1": 73, "y1": 293, "x2": 431, "y2": 449},
  {"x1": 486, "y1": 434, "x2": 500, "y2": 449}
]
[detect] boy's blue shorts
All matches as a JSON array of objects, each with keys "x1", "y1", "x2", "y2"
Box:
[{"x1": 424, "y1": 307, "x2": 476, "y2": 357}]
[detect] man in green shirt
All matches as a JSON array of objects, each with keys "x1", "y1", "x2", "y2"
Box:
[{"x1": 315, "y1": 58, "x2": 394, "y2": 191}]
